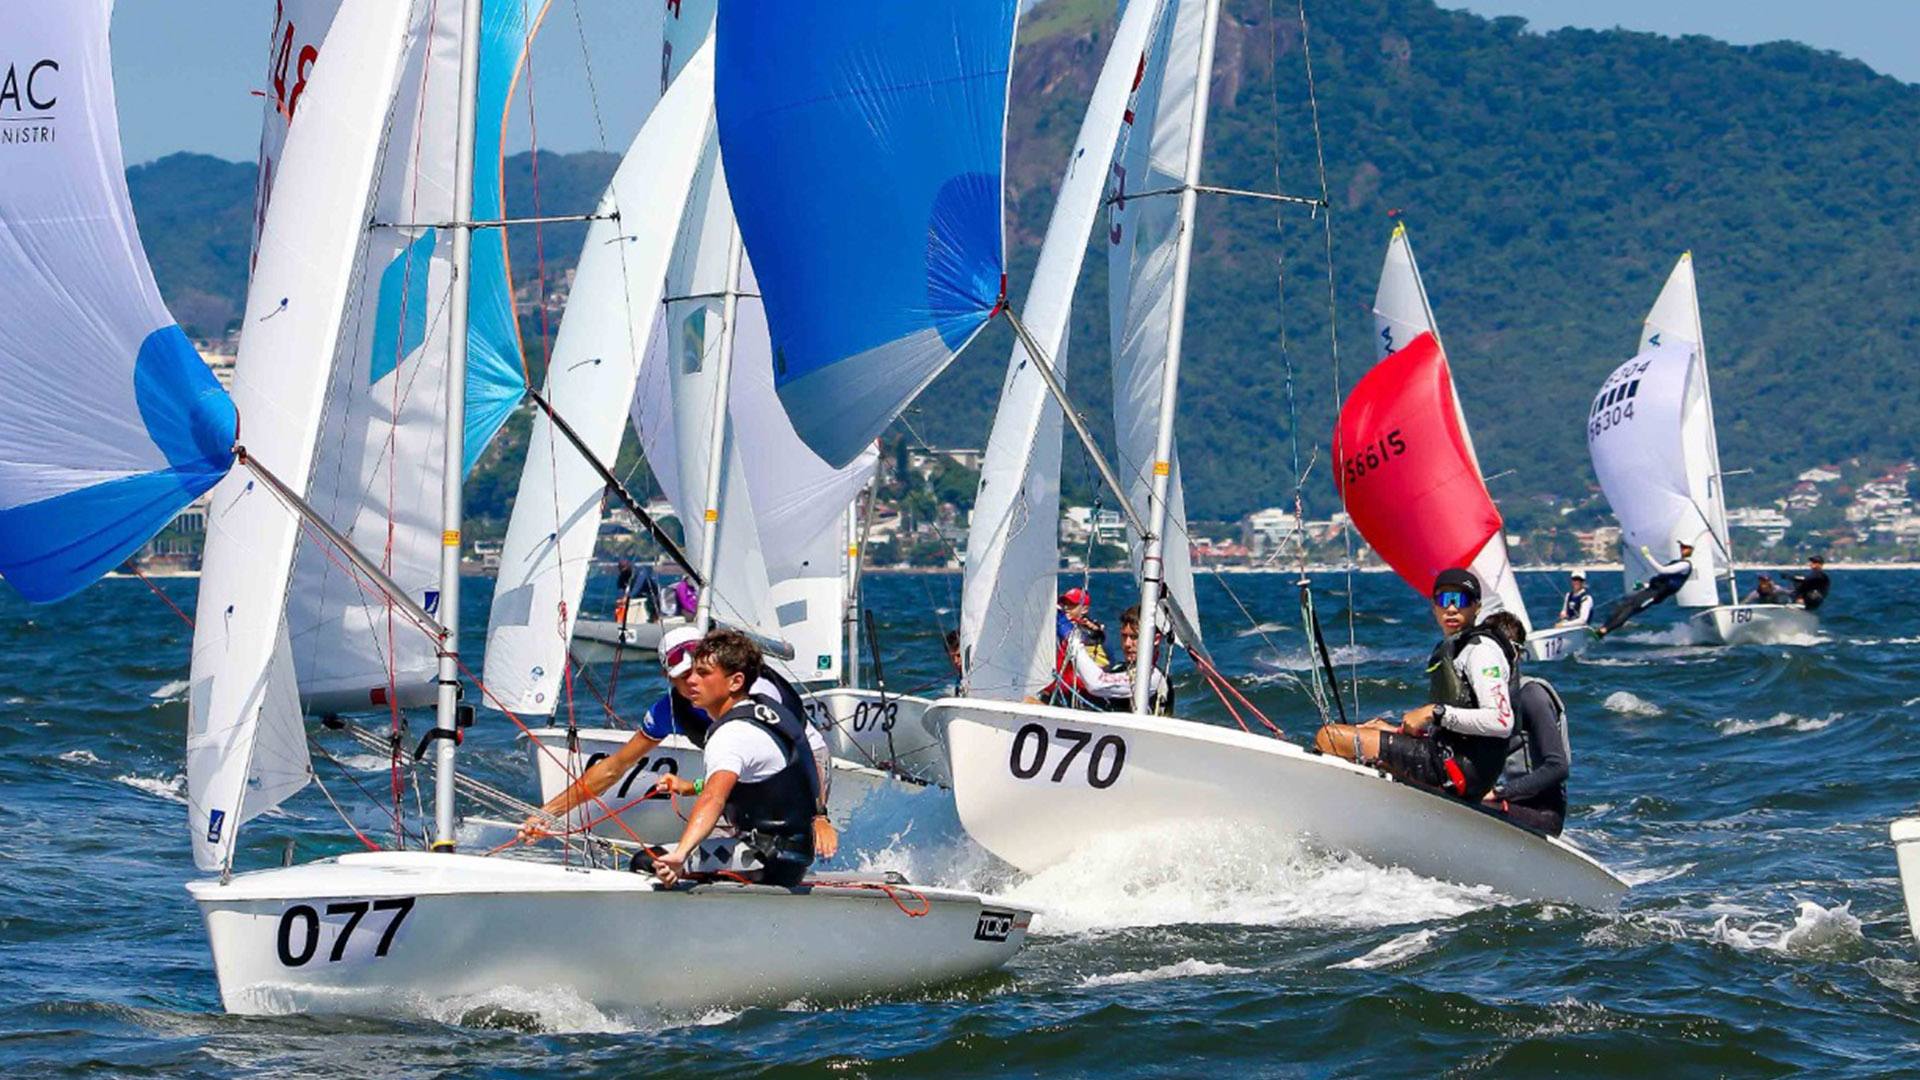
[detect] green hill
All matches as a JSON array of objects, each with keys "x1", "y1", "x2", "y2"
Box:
[{"x1": 126, "y1": 0, "x2": 1920, "y2": 525}]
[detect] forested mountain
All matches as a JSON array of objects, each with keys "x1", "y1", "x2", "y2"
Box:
[{"x1": 127, "y1": 0, "x2": 1920, "y2": 524}]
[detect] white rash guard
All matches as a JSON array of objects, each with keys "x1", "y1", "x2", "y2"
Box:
[{"x1": 1441, "y1": 636, "x2": 1515, "y2": 738}]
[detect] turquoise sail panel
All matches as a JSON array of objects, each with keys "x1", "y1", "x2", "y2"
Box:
[
  {"x1": 462, "y1": 0, "x2": 539, "y2": 472},
  {"x1": 369, "y1": 228, "x2": 438, "y2": 385},
  {"x1": 0, "y1": 2, "x2": 235, "y2": 603},
  {"x1": 715, "y1": 0, "x2": 1017, "y2": 467}
]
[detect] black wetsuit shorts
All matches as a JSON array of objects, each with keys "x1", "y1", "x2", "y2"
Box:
[{"x1": 1376, "y1": 730, "x2": 1447, "y2": 790}]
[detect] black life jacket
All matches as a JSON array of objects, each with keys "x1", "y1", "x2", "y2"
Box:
[
  {"x1": 1426, "y1": 624, "x2": 1520, "y2": 794},
  {"x1": 708, "y1": 698, "x2": 817, "y2": 846},
  {"x1": 1650, "y1": 560, "x2": 1693, "y2": 592},
  {"x1": 667, "y1": 690, "x2": 710, "y2": 748},
  {"x1": 1561, "y1": 590, "x2": 1586, "y2": 621},
  {"x1": 1502, "y1": 676, "x2": 1570, "y2": 799}
]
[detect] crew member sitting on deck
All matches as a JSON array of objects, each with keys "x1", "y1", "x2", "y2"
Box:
[
  {"x1": 1556, "y1": 572, "x2": 1594, "y2": 626},
  {"x1": 1064, "y1": 604, "x2": 1175, "y2": 715},
  {"x1": 1313, "y1": 568, "x2": 1517, "y2": 803},
  {"x1": 1594, "y1": 542, "x2": 1694, "y2": 638},
  {"x1": 1743, "y1": 574, "x2": 1791, "y2": 605},
  {"x1": 652, "y1": 630, "x2": 820, "y2": 887},
  {"x1": 518, "y1": 625, "x2": 836, "y2": 857},
  {"x1": 1482, "y1": 612, "x2": 1571, "y2": 836},
  {"x1": 1044, "y1": 587, "x2": 1106, "y2": 704},
  {"x1": 1787, "y1": 555, "x2": 1831, "y2": 611}
]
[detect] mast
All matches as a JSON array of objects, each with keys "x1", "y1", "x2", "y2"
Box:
[
  {"x1": 1687, "y1": 253, "x2": 1737, "y2": 604},
  {"x1": 692, "y1": 225, "x2": 747, "y2": 633},
  {"x1": 1133, "y1": 0, "x2": 1221, "y2": 711},
  {"x1": 844, "y1": 485, "x2": 872, "y2": 688},
  {"x1": 432, "y1": 0, "x2": 484, "y2": 851}
]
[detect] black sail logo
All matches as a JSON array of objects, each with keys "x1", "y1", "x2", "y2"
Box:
[{"x1": 1, "y1": 58, "x2": 60, "y2": 147}]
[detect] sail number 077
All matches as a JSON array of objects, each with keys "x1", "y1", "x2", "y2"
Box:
[{"x1": 1008, "y1": 724, "x2": 1126, "y2": 788}]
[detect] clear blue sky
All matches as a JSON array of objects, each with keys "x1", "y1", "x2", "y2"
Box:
[{"x1": 109, "y1": 1, "x2": 1919, "y2": 166}]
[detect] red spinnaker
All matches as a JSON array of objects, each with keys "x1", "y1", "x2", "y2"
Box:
[{"x1": 1333, "y1": 332, "x2": 1501, "y2": 597}]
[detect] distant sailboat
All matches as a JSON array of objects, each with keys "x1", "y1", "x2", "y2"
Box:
[
  {"x1": 2, "y1": 0, "x2": 1032, "y2": 1017},
  {"x1": 1587, "y1": 253, "x2": 1816, "y2": 645},
  {"x1": 1343, "y1": 223, "x2": 1591, "y2": 662}
]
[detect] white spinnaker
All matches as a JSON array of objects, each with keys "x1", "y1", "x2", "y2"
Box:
[
  {"x1": 1108, "y1": 0, "x2": 1203, "y2": 647},
  {"x1": 728, "y1": 271, "x2": 878, "y2": 685},
  {"x1": 284, "y1": 2, "x2": 462, "y2": 714},
  {"x1": 1635, "y1": 252, "x2": 1729, "y2": 606},
  {"x1": 1587, "y1": 342, "x2": 1721, "y2": 604},
  {"x1": 1371, "y1": 224, "x2": 1530, "y2": 630},
  {"x1": 188, "y1": 2, "x2": 412, "y2": 871},
  {"x1": 961, "y1": 0, "x2": 1169, "y2": 701},
  {"x1": 483, "y1": 43, "x2": 716, "y2": 715},
  {"x1": 250, "y1": 0, "x2": 343, "y2": 267}
]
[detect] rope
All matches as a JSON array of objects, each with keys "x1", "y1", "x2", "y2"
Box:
[{"x1": 129, "y1": 564, "x2": 194, "y2": 628}]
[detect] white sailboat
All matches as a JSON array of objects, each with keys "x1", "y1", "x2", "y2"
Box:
[
  {"x1": 927, "y1": 0, "x2": 1626, "y2": 909},
  {"x1": 1587, "y1": 253, "x2": 1815, "y2": 646},
  {"x1": 1365, "y1": 224, "x2": 1589, "y2": 662},
  {"x1": 482, "y1": 8, "x2": 946, "y2": 827},
  {"x1": 3, "y1": 0, "x2": 1031, "y2": 1017}
]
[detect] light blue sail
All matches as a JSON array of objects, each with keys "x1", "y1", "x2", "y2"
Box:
[
  {"x1": 462, "y1": 0, "x2": 538, "y2": 472},
  {"x1": 715, "y1": 0, "x2": 1017, "y2": 467},
  {"x1": 0, "y1": 1, "x2": 236, "y2": 603}
]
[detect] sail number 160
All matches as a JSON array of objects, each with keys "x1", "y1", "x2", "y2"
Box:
[{"x1": 1008, "y1": 724, "x2": 1126, "y2": 788}]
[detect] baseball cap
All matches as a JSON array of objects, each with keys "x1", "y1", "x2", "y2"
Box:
[
  {"x1": 660, "y1": 625, "x2": 702, "y2": 677},
  {"x1": 1060, "y1": 587, "x2": 1091, "y2": 607},
  {"x1": 1431, "y1": 568, "x2": 1482, "y2": 605},
  {"x1": 1570, "y1": 571, "x2": 1586, "y2": 581}
]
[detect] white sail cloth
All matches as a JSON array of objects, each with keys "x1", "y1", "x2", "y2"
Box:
[
  {"x1": 189, "y1": 1, "x2": 414, "y2": 871},
  {"x1": 1108, "y1": 0, "x2": 1204, "y2": 648},
  {"x1": 249, "y1": 0, "x2": 343, "y2": 265},
  {"x1": 483, "y1": 42, "x2": 716, "y2": 715},
  {"x1": 1370, "y1": 224, "x2": 1530, "y2": 629},
  {"x1": 961, "y1": 0, "x2": 1170, "y2": 700},
  {"x1": 1588, "y1": 341, "x2": 1722, "y2": 606}
]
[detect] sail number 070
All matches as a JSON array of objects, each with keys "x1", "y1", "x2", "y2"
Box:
[{"x1": 1008, "y1": 724, "x2": 1126, "y2": 788}]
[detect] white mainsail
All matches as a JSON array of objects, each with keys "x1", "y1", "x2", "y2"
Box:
[
  {"x1": 961, "y1": 0, "x2": 1170, "y2": 700},
  {"x1": 188, "y1": 2, "x2": 414, "y2": 871},
  {"x1": 1627, "y1": 252, "x2": 1730, "y2": 606},
  {"x1": 482, "y1": 41, "x2": 717, "y2": 714},
  {"x1": 1370, "y1": 224, "x2": 1530, "y2": 629},
  {"x1": 250, "y1": 0, "x2": 343, "y2": 266},
  {"x1": 1108, "y1": 0, "x2": 1210, "y2": 666}
]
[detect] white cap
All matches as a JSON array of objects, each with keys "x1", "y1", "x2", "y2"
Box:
[{"x1": 660, "y1": 625, "x2": 702, "y2": 677}]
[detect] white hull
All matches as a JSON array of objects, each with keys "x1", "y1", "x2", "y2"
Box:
[
  {"x1": 568, "y1": 616, "x2": 686, "y2": 665},
  {"x1": 1525, "y1": 624, "x2": 1592, "y2": 663},
  {"x1": 523, "y1": 729, "x2": 906, "y2": 844},
  {"x1": 1687, "y1": 604, "x2": 1818, "y2": 646},
  {"x1": 1891, "y1": 819, "x2": 1920, "y2": 949},
  {"x1": 801, "y1": 688, "x2": 948, "y2": 787},
  {"x1": 189, "y1": 851, "x2": 1031, "y2": 1016},
  {"x1": 936, "y1": 698, "x2": 1627, "y2": 911}
]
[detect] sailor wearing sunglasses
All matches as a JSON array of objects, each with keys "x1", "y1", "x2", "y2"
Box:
[
  {"x1": 1312, "y1": 568, "x2": 1519, "y2": 803},
  {"x1": 518, "y1": 626, "x2": 837, "y2": 856}
]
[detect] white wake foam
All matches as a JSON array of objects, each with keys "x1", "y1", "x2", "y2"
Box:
[
  {"x1": 1080, "y1": 959, "x2": 1253, "y2": 987},
  {"x1": 1331, "y1": 929, "x2": 1440, "y2": 970},
  {"x1": 1709, "y1": 901, "x2": 1862, "y2": 958},
  {"x1": 1603, "y1": 691, "x2": 1663, "y2": 717},
  {"x1": 1715, "y1": 712, "x2": 1839, "y2": 736}
]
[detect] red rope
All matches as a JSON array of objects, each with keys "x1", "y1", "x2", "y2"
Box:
[{"x1": 129, "y1": 564, "x2": 194, "y2": 629}]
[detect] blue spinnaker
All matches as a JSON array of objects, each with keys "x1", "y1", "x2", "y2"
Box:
[
  {"x1": 0, "y1": 0, "x2": 235, "y2": 602},
  {"x1": 716, "y1": 0, "x2": 1017, "y2": 467}
]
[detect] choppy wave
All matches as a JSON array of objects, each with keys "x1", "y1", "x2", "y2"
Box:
[
  {"x1": 115, "y1": 773, "x2": 187, "y2": 804},
  {"x1": 150, "y1": 679, "x2": 189, "y2": 701},
  {"x1": 1604, "y1": 691, "x2": 1664, "y2": 717},
  {"x1": 1080, "y1": 960, "x2": 1254, "y2": 987},
  {"x1": 1331, "y1": 929, "x2": 1440, "y2": 970},
  {"x1": 1715, "y1": 712, "x2": 1840, "y2": 736},
  {"x1": 58, "y1": 749, "x2": 102, "y2": 765},
  {"x1": 1709, "y1": 901, "x2": 1863, "y2": 958}
]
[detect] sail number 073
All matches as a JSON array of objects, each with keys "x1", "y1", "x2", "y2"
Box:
[{"x1": 1008, "y1": 724, "x2": 1126, "y2": 788}]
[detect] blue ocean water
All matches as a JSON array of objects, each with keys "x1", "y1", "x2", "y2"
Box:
[{"x1": 2, "y1": 568, "x2": 1915, "y2": 1078}]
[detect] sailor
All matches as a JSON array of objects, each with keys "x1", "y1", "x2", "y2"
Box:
[
  {"x1": 1556, "y1": 572, "x2": 1594, "y2": 626},
  {"x1": 1064, "y1": 604, "x2": 1175, "y2": 715},
  {"x1": 1742, "y1": 574, "x2": 1790, "y2": 605},
  {"x1": 943, "y1": 628, "x2": 964, "y2": 695},
  {"x1": 1312, "y1": 568, "x2": 1517, "y2": 803},
  {"x1": 1593, "y1": 542, "x2": 1694, "y2": 638},
  {"x1": 652, "y1": 630, "x2": 820, "y2": 887},
  {"x1": 612, "y1": 558, "x2": 636, "y2": 623},
  {"x1": 1787, "y1": 555, "x2": 1830, "y2": 611},
  {"x1": 518, "y1": 626, "x2": 837, "y2": 857},
  {"x1": 1482, "y1": 612, "x2": 1571, "y2": 836},
  {"x1": 1044, "y1": 587, "x2": 1105, "y2": 704}
]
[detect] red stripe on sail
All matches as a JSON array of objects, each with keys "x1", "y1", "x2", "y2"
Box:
[{"x1": 1333, "y1": 332, "x2": 1501, "y2": 597}]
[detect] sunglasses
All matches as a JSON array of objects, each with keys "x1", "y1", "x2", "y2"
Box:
[
  {"x1": 1431, "y1": 590, "x2": 1476, "y2": 610},
  {"x1": 661, "y1": 640, "x2": 699, "y2": 672}
]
